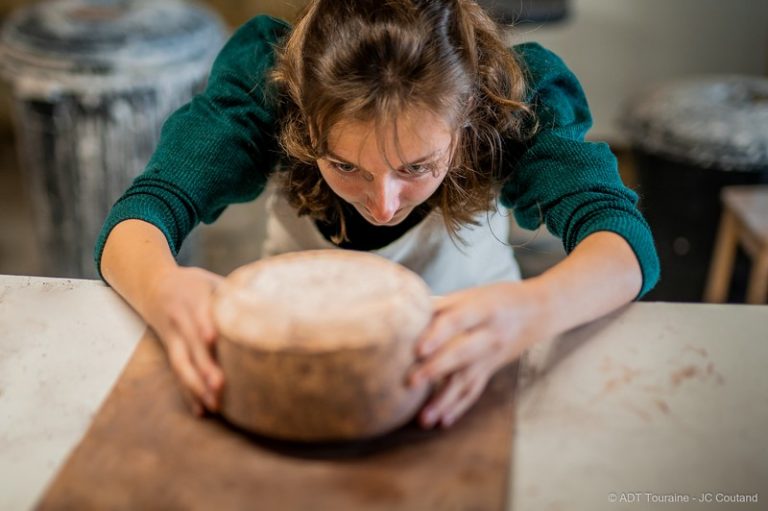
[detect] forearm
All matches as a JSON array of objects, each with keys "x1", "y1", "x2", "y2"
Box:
[
  {"x1": 527, "y1": 231, "x2": 643, "y2": 338},
  {"x1": 100, "y1": 219, "x2": 179, "y2": 318}
]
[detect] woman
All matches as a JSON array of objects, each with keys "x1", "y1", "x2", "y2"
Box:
[{"x1": 96, "y1": 0, "x2": 659, "y2": 429}]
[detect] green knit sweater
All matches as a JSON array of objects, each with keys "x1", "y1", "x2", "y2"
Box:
[{"x1": 94, "y1": 15, "x2": 660, "y2": 297}]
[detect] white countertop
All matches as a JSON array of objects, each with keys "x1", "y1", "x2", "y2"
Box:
[
  {"x1": 511, "y1": 302, "x2": 768, "y2": 511},
  {"x1": 0, "y1": 275, "x2": 144, "y2": 511},
  {"x1": 0, "y1": 274, "x2": 766, "y2": 511}
]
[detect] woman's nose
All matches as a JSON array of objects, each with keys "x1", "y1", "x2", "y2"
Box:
[{"x1": 367, "y1": 177, "x2": 400, "y2": 224}]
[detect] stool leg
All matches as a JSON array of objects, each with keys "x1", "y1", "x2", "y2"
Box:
[
  {"x1": 704, "y1": 209, "x2": 738, "y2": 303},
  {"x1": 746, "y1": 249, "x2": 768, "y2": 304}
]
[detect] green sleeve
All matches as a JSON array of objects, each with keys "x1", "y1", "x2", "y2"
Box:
[
  {"x1": 501, "y1": 42, "x2": 660, "y2": 298},
  {"x1": 93, "y1": 15, "x2": 291, "y2": 278}
]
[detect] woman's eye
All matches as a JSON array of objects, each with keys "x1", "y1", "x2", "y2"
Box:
[
  {"x1": 400, "y1": 164, "x2": 432, "y2": 176},
  {"x1": 332, "y1": 162, "x2": 357, "y2": 173}
]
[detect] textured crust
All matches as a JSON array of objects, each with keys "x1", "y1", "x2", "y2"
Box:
[{"x1": 212, "y1": 250, "x2": 433, "y2": 441}]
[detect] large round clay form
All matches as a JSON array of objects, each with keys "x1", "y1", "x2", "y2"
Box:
[{"x1": 212, "y1": 250, "x2": 433, "y2": 442}]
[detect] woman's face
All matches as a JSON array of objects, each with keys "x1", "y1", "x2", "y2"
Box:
[{"x1": 316, "y1": 109, "x2": 454, "y2": 226}]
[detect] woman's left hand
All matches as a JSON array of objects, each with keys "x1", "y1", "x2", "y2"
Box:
[{"x1": 407, "y1": 281, "x2": 550, "y2": 429}]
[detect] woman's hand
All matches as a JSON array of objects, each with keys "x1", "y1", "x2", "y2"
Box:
[
  {"x1": 408, "y1": 281, "x2": 550, "y2": 429},
  {"x1": 141, "y1": 266, "x2": 225, "y2": 417},
  {"x1": 406, "y1": 232, "x2": 644, "y2": 429},
  {"x1": 100, "y1": 220, "x2": 232, "y2": 418}
]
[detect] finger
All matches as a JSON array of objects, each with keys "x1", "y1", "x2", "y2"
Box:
[
  {"x1": 196, "y1": 303, "x2": 218, "y2": 346},
  {"x1": 187, "y1": 336, "x2": 223, "y2": 411},
  {"x1": 169, "y1": 309, "x2": 220, "y2": 400},
  {"x1": 440, "y1": 370, "x2": 489, "y2": 428},
  {"x1": 417, "y1": 303, "x2": 486, "y2": 358},
  {"x1": 419, "y1": 373, "x2": 464, "y2": 429},
  {"x1": 411, "y1": 326, "x2": 492, "y2": 386},
  {"x1": 165, "y1": 335, "x2": 213, "y2": 412},
  {"x1": 197, "y1": 271, "x2": 224, "y2": 346},
  {"x1": 430, "y1": 294, "x2": 452, "y2": 311},
  {"x1": 193, "y1": 304, "x2": 224, "y2": 391},
  {"x1": 420, "y1": 367, "x2": 485, "y2": 429}
]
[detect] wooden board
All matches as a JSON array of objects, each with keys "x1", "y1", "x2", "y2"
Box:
[{"x1": 36, "y1": 330, "x2": 518, "y2": 511}]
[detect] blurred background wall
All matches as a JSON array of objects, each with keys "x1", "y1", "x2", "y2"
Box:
[
  {"x1": 510, "y1": 0, "x2": 768, "y2": 143},
  {"x1": 1, "y1": 0, "x2": 766, "y2": 142}
]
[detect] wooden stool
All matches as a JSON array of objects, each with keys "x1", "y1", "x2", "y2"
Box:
[{"x1": 705, "y1": 185, "x2": 768, "y2": 304}]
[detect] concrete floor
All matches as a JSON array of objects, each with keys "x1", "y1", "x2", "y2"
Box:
[{"x1": 0, "y1": 134, "x2": 568, "y2": 280}]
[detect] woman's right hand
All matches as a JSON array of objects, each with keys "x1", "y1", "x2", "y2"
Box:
[
  {"x1": 141, "y1": 265, "x2": 225, "y2": 416},
  {"x1": 100, "y1": 220, "x2": 226, "y2": 417}
]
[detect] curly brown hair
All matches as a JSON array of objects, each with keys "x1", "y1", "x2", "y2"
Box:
[{"x1": 269, "y1": 0, "x2": 536, "y2": 243}]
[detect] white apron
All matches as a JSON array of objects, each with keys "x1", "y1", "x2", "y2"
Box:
[{"x1": 260, "y1": 185, "x2": 521, "y2": 296}]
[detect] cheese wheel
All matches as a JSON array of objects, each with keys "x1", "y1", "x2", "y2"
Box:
[{"x1": 213, "y1": 249, "x2": 433, "y2": 442}]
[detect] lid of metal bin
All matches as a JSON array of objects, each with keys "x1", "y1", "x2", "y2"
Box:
[
  {"x1": 0, "y1": 0, "x2": 226, "y2": 76},
  {"x1": 621, "y1": 76, "x2": 768, "y2": 171}
]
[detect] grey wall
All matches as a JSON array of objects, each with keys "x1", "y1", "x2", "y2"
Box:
[{"x1": 507, "y1": 0, "x2": 768, "y2": 143}]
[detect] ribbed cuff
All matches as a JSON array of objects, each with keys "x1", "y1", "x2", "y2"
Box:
[{"x1": 93, "y1": 194, "x2": 181, "y2": 282}]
